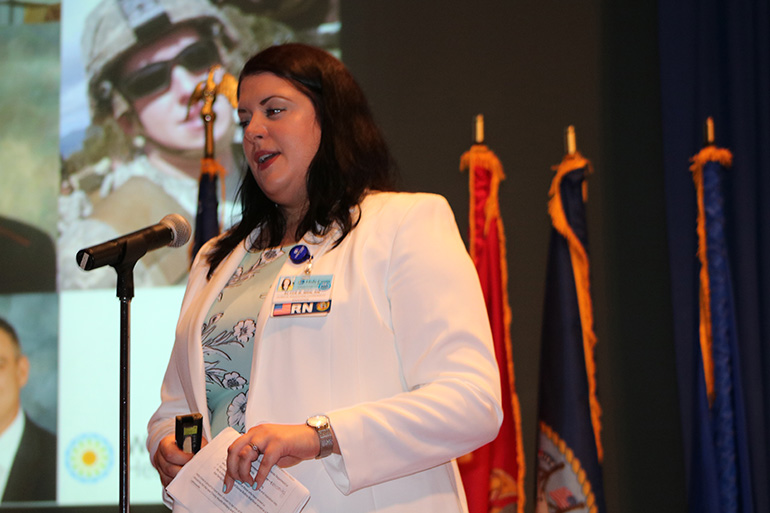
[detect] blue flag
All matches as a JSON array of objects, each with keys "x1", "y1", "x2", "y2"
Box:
[
  {"x1": 535, "y1": 152, "x2": 606, "y2": 513},
  {"x1": 687, "y1": 146, "x2": 754, "y2": 513},
  {"x1": 190, "y1": 158, "x2": 223, "y2": 262}
]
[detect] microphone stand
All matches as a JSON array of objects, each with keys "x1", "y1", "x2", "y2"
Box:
[
  {"x1": 77, "y1": 214, "x2": 190, "y2": 513},
  {"x1": 114, "y1": 260, "x2": 135, "y2": 513},
  {"x1": 110, "y1": 234, "x2": 149, "y2": 513}
]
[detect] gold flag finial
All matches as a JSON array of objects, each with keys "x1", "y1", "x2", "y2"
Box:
[
  {"x1": 474, "y1": 114, "x2": 485, "y2": 144},
  {"x1": 566, "y1": 125, "x2": 577, "y2": 155},
  {"x1": 186, "y1": 65, "x2": 238, "y2": 158}
]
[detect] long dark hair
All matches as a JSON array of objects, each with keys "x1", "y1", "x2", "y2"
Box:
[{"x1": 206, "y1": 43, "x2": 397, "y2": 277}]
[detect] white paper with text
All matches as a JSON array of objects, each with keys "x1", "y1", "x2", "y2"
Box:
[{"x1": 167, "y1": 427, "x2": 310, "y2": 513}]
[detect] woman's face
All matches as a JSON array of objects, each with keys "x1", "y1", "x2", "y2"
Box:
[
  {"x1": 238, "y1": 73, "x2": 321, "y2": 218},
  {"x1": 120, "y1": 26, "x2": 232, "y2": 152}
]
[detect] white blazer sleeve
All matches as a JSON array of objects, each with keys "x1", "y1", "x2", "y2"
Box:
[{"x1": 324, "y1": 194, "x2": 503, "y2": 494}]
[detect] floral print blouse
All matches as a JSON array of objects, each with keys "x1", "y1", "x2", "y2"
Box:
[{"x1": 202, "y1": 246, "x2": 289, "y2": 435}]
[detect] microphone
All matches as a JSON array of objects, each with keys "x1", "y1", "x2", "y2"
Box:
[{"x1": 76, "y1": 214, "x2": 192, "y2": 271}]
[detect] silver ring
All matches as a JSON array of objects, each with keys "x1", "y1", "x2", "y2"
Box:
[{"x1": 249, "y1": 442, "x2": 260, "y2": 452}]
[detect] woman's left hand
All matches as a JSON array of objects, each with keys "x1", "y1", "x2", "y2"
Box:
[{"x1": 223, "y1": 423, "x2": 321, "y2": 493}]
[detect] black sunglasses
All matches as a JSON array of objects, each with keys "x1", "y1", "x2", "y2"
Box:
[{"x1": 120, "y1": 39, "x2": 221, "y2": 101}]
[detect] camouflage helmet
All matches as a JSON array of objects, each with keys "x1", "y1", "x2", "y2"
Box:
[{"x1": 82, "y1": 0, "x2": 238, "y2": 120}]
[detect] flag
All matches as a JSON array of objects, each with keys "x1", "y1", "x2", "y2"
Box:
[
  {"x1": 535, "y1": 150, "x2": 606, "y2": 513},
  {"x1": 685, "y1": 143, "x2": 754, "y2": 513},
  {"x1": 459, "y1": 140, "x2": 525, "y2": 513},
  {"x1": 190, "y1": 157, "x2": 224, "y2": 260}
]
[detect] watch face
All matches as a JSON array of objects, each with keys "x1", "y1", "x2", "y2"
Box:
[{"x1": 308, "y1": 415, "x2": 329, "y2": 429}]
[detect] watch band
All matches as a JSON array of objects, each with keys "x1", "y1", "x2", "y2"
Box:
[{"x1": 306, "y1": 415, "x2": 334, "y2": 459}]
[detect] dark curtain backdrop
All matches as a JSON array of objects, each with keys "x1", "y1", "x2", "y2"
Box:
[{"x1": 658, "y1": 1, "x2": 770, "y2": 512}]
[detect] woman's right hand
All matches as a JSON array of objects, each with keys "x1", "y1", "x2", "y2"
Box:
[{"x1": 153, "y1": 433, "x2": 208, "y2": 487}]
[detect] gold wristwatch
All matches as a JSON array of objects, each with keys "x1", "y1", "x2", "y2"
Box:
[{"x1": 306, "y1": 414, "x2": 333, "y2": 459}]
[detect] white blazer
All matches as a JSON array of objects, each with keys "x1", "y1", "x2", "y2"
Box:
[{"x1": 147, "y1": 191, "x2": 503, "y2": 512}]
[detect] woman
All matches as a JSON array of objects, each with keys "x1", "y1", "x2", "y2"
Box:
[{"x1": 147, "y1": 43, "x2": 503, "y2": 512}]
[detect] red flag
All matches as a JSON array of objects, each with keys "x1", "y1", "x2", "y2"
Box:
[{"x1": 459, "y1": 140, "x2": 525, "y2": 513}]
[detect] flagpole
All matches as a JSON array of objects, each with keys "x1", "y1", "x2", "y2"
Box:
[
  {"x1": 565, "y1": 125, "x2": 577, "y2": 155},
  {"x1": 536, "y1": 136, "x2": 606, "y2": 513},
  {"x1": 687, "y1": 124, "x2": 754, "y2": 513},
  {"x1": 474, "y1": 114, "x2": 484, "y2": 144},
  {"x1": 704, "y1": 116, "x2": 715, "y2": 146},
  {"x1": 458, "y1": 115, "x2": 525, "y2": 513},
  {"x1": 187, "y1": 65, "x2": 237, "y2": 261}
]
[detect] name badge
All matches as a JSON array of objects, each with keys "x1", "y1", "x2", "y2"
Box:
[{"x1": 272, "y1": 274, "x2": 333, "y2": 317}]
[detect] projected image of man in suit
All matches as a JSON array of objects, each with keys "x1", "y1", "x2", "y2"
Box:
[{"x1": 0, "y1": 317, "x2": 56, "y2": 504}]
